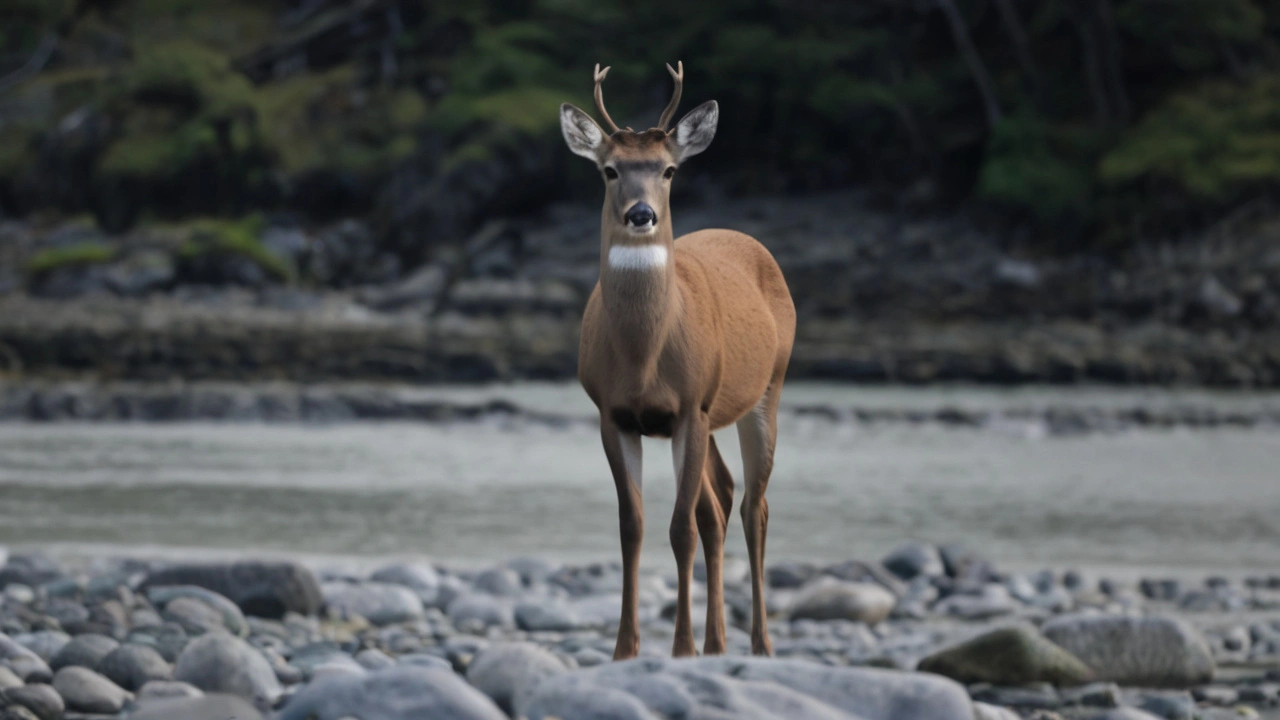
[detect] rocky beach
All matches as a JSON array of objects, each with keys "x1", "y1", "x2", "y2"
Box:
[{"x1": 0, "y1": 545, "x2": 1277, "y2": 720}]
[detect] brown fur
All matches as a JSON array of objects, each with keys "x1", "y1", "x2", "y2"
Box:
[{"x1": 562, "y1": 69, "x2": 795, "y2": 660}]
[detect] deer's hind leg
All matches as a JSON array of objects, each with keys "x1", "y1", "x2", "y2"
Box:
[
  {"x1": 736, "y1": 381, "x2": 781, "y2": 656},
  {"x1": 695, "y1": 435, "x2": 734, "y2": 655}
]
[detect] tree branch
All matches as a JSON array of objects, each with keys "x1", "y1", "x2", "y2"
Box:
[{"x1": 935, "y1": 0, "x2": 1004, "y2": 129}]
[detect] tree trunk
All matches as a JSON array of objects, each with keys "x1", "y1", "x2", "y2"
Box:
[
  {"x1": 993, "y1": 0, "x2": 1044, "y2": 99},
  {"x1": 936, "y1": 0, "x2": 1004, "y2": 129},
  {"x1": 1093, "y1": 0, "x2": 1131, "y2": 122},
  {"x1": 1067, "y1": 0, "x2": 1112, "y2": 126}
]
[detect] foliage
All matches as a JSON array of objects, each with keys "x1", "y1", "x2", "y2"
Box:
[
  {"x1": 26, "y1": 242, "x2": 117, "y2": 276},
  {"x1": 979, "y1": 113, "x2": 1105, "y2": 221},
  {"x1": 1100, "y1": 73, "x2": 1280, "y2": 200}
]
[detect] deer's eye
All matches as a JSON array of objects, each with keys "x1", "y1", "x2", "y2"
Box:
[
  {"x1": 663, "y1": 166, "x2": 677, "y2": 180},
  {"x1": 603, "y1": 167, "x2": 618, "y2": 180}
]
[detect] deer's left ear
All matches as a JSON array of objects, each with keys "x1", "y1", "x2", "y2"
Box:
[{"x1": 671, "y1": 100, "x2": 718, "y2": 161}]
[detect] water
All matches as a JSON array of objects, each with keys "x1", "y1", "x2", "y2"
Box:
[{"x1": 1, "y1": 383, "x2": 1278, "y2": 576}]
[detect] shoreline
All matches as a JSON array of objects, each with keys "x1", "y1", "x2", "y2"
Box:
[{"x1": 0, "y1": 543, "x2": 1278, "y2": 719}]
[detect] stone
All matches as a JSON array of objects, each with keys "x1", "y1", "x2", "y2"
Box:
[
  {"x1": 1191, "y1": 686, "x2": 1238, "y2": 705},
  {"x1": 0, "y1": 666, "x2": 19, "y2": 690},
  {"x1": 881, "y1": 542, "x2": 945, "y2": 580},
  {"x1": 129, "y1": 693, "x2": 264, "y2": 720},
  {"x1": 137, "y1": 679, "x2": 204, "y2": 700},
  {"x1": 1042, "y1": 615, "x2": 1215, "y2": 688},
  {"x1": 447, "y1": 594, "x2": 515, "y2": 628},
  {"x1": 524, "y1": 656, "x2": 976, "y2": 720},
  {"x1": 355, "y1": 648, "x2": 396, "y2": 671},
  {"x1": 1075, "y1": 711, "x2": 1164, "y2": 720},
  {"x1": 2, "y1": 683, "x2": 65, "y2": 720},
  {"x1": 1061, "y1": 682, "x2": 1123, "y2": 707},
  {"x1": 97, "y1": 643, "x2": 171, "y2": 690},
  {"x1": 0, "y1": 555, "x2": 64, "y2": 589},
  {"x1": 276, "y1": 665, "x2": 507, "y2": 720},
  {"x1": 515, "y1": 601, "x2": 583, "y2": 632},
  {"x1": 466, "y1": 642, "x2": 569, "y2": 716},
  {"x1": 788, "y1": 579, "x2": 895, "y2": 625},
  {"x1": 974, "y1": 703, "x2": 1021, "y2": 720},
  {"x1": 126, "y1": 623, "x2": 188, "y2": 662},
  {"x1": 505, "y1": 557, "x2": 559, "y2": 586},
  {"x1": 2, "y1": 655, "x2": 51, "y2": 684},
  {"x1": 970, "y1": 683, "x2": 1061, "y2": 709},
  {"x1": 768, "y1": 561, "x2": 818, "y2": 589},
  {"x1": 472, "y1": 568, "x2": 524, "y2": 597},
  {"x1": 917, "y1": 625, "x2": 1095, "y2": 685},
  {"x1": 149, "y1": 585, "x2": 249, "y2": 636},
  {"x1": 50, "y1": 633, "x2": 119, "y2": 671},
  {"x1": 1136, "y1": 691, "x2": 1196, "y2": 720},
  {"x1": 172, "y1": 631, "x2": 282, "y2": 710},
  {"x1": 52, "y1": 666, "x2": 132, "y2": 713},
  {"x1": 0, "y1": 706, "x2": 39, "y2": 720},
  {"x1": 935, "y1": 584, "x2": 1018, "y2": 620},
  {"x1": 321, "y1": 582, "x2": 424, "y2": 626},
  {"x1": 397, "y1": 653, "x2": 452, "y2": 670},
  {"x1": 13, "y1": 632, "x2": 68, "y2": 663},
  {"x1": 163, "y1": 596, "x2": 232, "y2": 635},
  {"x1": 141, "y1": 561, "x2": 322, "y2": 618},
  {"x1": 3, "y1": 585, "x2": 35, "y2": 605},
  {"x1": 369, "y1": 563, "x2": 440, "y2": 598},
  {"x1": 43, "y1": 598, "x2": 89, "y2": 628}
]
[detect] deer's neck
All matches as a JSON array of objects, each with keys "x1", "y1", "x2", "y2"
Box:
[{"x1": 598, "y1": 221, "x2": 681, "y2": 374}]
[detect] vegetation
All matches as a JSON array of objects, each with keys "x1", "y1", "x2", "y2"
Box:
[
  {"x1": 26, "y1": 242, "x2": 117, "y2": 276},
  {"x1": 3, "y1": 0, "x2": 1280, "y2": 248},
  {"x1": 178, "y1": 215, "x2": 293, "y2": 282}
]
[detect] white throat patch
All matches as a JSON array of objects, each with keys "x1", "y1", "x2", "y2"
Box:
[{"x1": 608, "y1": 244, "x2": 668, "y2": 271}]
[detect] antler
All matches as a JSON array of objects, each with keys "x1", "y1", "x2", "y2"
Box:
[
  {"x1": 593, "y1": 63, "x2": 621, "y2": 135},
  {"x1": 657, "y1": 61, "x2": 683, "y2": 132}
]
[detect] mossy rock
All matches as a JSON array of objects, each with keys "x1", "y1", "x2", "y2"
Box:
[
  {"x1": 26, "y1": 242, "x2": 118, "y2": 277},
  {"x1": 917, "y1": 625, "x2": 1095, "y2": 686},
  {"x1": 176, "y1": 215, "x2": 293, "y2": 284}
]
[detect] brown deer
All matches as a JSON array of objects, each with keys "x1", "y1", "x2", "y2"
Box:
[{"x1": 560, "y1": 62, "x2": 795, "y2": 659}]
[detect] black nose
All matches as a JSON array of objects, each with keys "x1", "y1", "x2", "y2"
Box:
[{"x1": 624, "y1": 203, "x2": 656, "y2": 227}]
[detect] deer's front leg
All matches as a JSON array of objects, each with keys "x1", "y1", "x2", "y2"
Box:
[
  {"x1": 670, "y1": 410, "x2": 709, "y2": 657},
  {"x1": 600, "y1": 417, "x2": 644, "y2": 660}
]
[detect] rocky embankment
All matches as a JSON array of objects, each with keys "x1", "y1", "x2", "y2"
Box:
[
  {"x1": 3, "y1": 381, "x2": 1280, "y2": 437},
  {"x1": 3, "y1": 193, "x2": 1280, "y2": 387},
  {"x1": 0, "y1": 544, "x2": 1278, "y2": 719}
]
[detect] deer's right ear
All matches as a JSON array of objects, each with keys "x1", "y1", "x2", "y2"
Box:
[{"x1": 561, "y1": 103, "x2": 606, "y2": 161}]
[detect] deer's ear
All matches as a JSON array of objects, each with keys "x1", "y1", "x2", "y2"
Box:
[
  {"x1": 561, "y1": 103, "x2": 606, "y2": 161},
  {"x1": 671, "y1": 100, "x2": 717, "y2": 161}
]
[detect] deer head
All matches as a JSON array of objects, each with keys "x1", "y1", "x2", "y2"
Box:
[{"x1": 560, "y1": 62, "x2": 719, "y2": 238}]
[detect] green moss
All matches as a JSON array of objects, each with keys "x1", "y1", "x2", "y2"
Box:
[
  {"x1": 26, "y1": 242, "x2": 118, "y2": 276},
  {"x1": 178, "y1": 215, "x2": 293, "y2": 282},
  {"x1": 1099, "y1": 73, "x2": 1280, "y2": 200}
]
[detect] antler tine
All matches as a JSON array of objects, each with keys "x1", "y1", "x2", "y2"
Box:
[
  {"x1": 593, "y1": 63, "x2": 621, "y2": 135},
  {"x1": 657, "y1": 60, "x2": 684, "y2": 132}
]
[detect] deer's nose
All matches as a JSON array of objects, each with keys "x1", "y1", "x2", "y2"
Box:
[{"x1": 624, "y1": 203, "x2": 656, "y2": 227}]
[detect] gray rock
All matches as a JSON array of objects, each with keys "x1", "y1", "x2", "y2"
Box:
[
  {"x1": 768, "y1": 561, "x2": 818, "y2": 589},
  {"x1": 973, "y1": 703, "x2": 1020, "y2": 720},
  {"x1": 1136, "y1": 691, "x2": 1196, "y2": 720},
  {"x1": 472, "y1": 568, "x2": 524, "y2": 597},
  {"x1": 525, "y1": 656, "x2": 975, "y2": 720},
  {"x1": 136, "y1": 679, "x2": 205, "y2": 700},
  {"x1": 52, "y1": 666, "x2": 132, "y2": 713},
  {"x1": 1076, "y1": 710, "x2": 1164, "y2": 720},
  {"x1": 2, "y1": 683, "x2": 65, "y2": 720},
  {"x1": 447, "y1": 594, "x2": 515, "y2": 628},
  {"x1": 2, "y1": 655, "x2": 51, "y2": 684},
  {"x1": 0, "y1": 706, "x2": 40, "y2": 720},
  {"x1": 276, "y1": 665, "x2": 507, "y2": 720},
  {"x1": 515, "y1": 601, "x2": 583, "y2": 632},
  {"x1": 141, "y1": 561, "x2": 322, "y2": 618},
  {"x1": 3, "y1": 585, "x2": 35, "y2": 605},
  {"x1": 466, "y1": 642, "x2": 569, "y2": 716},
  {"x1": 397, "y1": 653, "x2": 452, "y2": 670},
  {"x1": 163, "y1": 596, "x2": 232, "y2": 635},
  {"x1": 126, "y1": 623, "x2": 188, "y2": 662},
  {"x1": 321, "y1": 582, "x2": 424, "y2": 626},
  {"x1": 289, "y1": 641, "x2": 364, "y2": 680},
  {"x1": 881, "y1": 542, "x2": 945, "y2": 581},
  {"x1": 789, "y1": 579, "x2": 895, "y2": 624},
  {"x1": 50, "y1": 633, "x2": 119, "y2": 671},
  {"x1": 917, "y1": 625, "x2": 1094, "y2": 685},
  {"x1": 355, "y1": 648, "x2": 396, "y2": 671},
  {"x1": 149, "y1": 585, "x2": 248, "y2": 636},
  {"x1": 369, "y1": 563, "x2": 440, "y2": 596},
  {"x1": 1190, "y1": 686, "x2": 1237, "y2": 705},
  {"x1": 1061, "y1": 681, "x2": 1122, "y2": 707},
  {"x1": 935, "y1": 584, "x2": 1018, "y2": 620},
  {"x1": 0, "y1": 666, "x2": 20, "y2": 690},
  {"x1": 1042, "y1": 615, "x2": 1215, "y2": 688},
  {"x1": 172, "y1": 631, "x2": 282, "y2": 710},
  {"x1": 128, "y1": 693, "x2": 264, "y2": 720},
  {"x1": 97, "y1": 643, "x2": 171, "y2": 690},
  {"x1": 970, "y1": 683, "x2": 1060, "y2": 709},
  {"x1": 0, "y1": 555, "x2": 64, "y2": 589},
  {"x1": 44, "y1": 598, "x2": 89, "y2": 628},
  {"x1": 506, "y1": 557, "x2": 559, "y2": 586},
  {"x1": 13, "y1": 632, "x2": 68, "y2": 663}
]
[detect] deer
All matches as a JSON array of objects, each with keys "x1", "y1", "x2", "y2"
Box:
[{"x1": 559, "y1": 62, "x2": 795, "y2": 659}]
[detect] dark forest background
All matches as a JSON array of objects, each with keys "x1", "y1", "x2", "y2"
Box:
[{"x1": 4, "y1": 0, "x2": 1280, "y2": 260}]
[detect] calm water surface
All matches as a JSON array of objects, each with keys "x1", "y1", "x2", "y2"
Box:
[{"x1": 1, "y1": 383, "x2": 1278, "y2": 575}]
